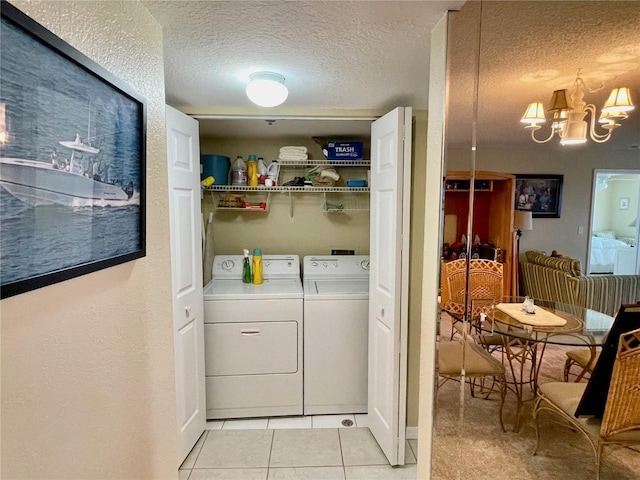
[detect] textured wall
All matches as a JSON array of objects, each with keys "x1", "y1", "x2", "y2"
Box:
[
  {"x1": 406, "y1": 110, "x2": 428, "y2": 428},
  {"x1": 1, "y1": 1, "x2": 176, "y2": 479},
  {"x1": 418, "y1": 13, "x2": 449, "y2": 479}
]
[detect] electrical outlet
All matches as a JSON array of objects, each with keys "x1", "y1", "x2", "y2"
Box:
[{"x1": 578, "y1": 226, "x2": 584, "y2": 235}]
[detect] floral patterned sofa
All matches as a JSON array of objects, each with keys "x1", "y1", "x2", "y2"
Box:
[{"x1": 520, "y1": 251, "x2": 640, "y2": 317}]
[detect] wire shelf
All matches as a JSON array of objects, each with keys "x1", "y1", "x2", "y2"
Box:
[
  {"x1": 323, "y1": 192, "x2": 370, "y2": 212},
  {"x1": 205, "y1": 185, "x2": 370, "y2": 193},
  {"x1": 276, "y1": 159, "x2": 370, "y2": 167}
]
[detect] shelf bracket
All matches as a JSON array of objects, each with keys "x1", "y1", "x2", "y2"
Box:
[{"x1": 288, "y1": 190, "x2": 294, "y2": 222}]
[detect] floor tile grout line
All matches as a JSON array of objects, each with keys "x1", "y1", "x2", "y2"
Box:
[
  {"x1": 337, "y1": 428, "x2": 347, "y2": 468},
  {"x1": 187, "y1": 429, "x2": 208, "y2": 470},
  {"x1": 337, "y1": 426, "x2": 348, "y2": 480},
  {"x1": 408, "y1": 439, "x2": 418, "y2": 461},
  {"x1": 266, "y1": 427, "x2": 276, "y2": 478}
]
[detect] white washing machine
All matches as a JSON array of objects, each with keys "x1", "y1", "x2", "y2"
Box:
[
  {"x1": 303, "y1": 255, "x2": 370, "y2": 415},
  {"x1": 203, "y1": 254, "x2": 303, "y2": 419}
]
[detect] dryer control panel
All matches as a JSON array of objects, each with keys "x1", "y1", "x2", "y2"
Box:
[{"x1": 212, "y1": 255, "x2": 300, "y2": 279}]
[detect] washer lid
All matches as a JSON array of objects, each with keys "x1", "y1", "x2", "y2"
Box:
[
  {"x1": 304, "y1": 279, "x2": 369, "y2": 300},
  {"x1": 204, "y1": 278, "x2": 303, "y2": 300}
]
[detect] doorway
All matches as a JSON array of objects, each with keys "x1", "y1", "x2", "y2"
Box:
[
  {"x1": 192, "y1": 109, "x2": 414, "y2": 467},
  {"x1": 588, "y1": 169, "x2": 640, "y2": 275}
]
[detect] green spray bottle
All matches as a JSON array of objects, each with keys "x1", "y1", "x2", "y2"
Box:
[{"x1": 242, "y1": 248, "x2": 252, "y2": 283}]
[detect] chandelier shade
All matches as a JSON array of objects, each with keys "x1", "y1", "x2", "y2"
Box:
[
  {"x1": 602, "y1": 87, "x2": 634, "y2": 113},
  {"x1": 520, "y1": 70, "x2": 634, "y2": 145},
  {"x1": 547, "y1": 89, "x2": 570, "y2": 113},
  {"x1": 520, "y1": 102, "x2": 546, "y2": 126}
]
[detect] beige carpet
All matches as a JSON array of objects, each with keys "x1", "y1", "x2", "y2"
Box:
[{"x1": 431, "y1": 314, "x2": 640, "y2": 480}]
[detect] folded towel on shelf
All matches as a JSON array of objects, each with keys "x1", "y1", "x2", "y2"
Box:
[
  {"x1": 320, "y1": 169, "x2": 340, "y2": 181},
  {"x1": 312, "y1": 176, "x2": 336, "y2": 187},
  {"x1": 280, "y1": 146, "x2": 308, "y2": 154},
  {"x1": 278, "y1": 152, "x2": 308, "y2": 161},
  {"x1": 306, "y1": 165, "x2": 339, "y2": 187}
]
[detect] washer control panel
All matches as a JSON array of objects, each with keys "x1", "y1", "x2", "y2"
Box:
[{"x1": 303, "y1": 255, "x2": 370, "y2": 279}]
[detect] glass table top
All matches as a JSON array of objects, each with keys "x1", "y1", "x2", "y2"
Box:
[{"x1": 446, "y1": 296, "x2": 615, "y2": 347}]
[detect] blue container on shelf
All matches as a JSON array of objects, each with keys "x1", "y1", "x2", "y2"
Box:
[{"x1": 201, "y1": 155, "x2": 230, "y2": 185}]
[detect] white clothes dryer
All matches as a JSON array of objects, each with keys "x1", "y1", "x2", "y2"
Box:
[
  {"x1": 203, "y1": 254, "x2": 303, "y2": 419},
  {"x1": 303, "y1": 255, "x2": 370, "y2": 415}
]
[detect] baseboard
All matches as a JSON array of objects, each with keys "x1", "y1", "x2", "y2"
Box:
[{"x1": 406, "y1": 426, "x2": 418, "y2": 439}]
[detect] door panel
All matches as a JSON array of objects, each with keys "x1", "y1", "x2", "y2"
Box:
[
  {"x1": 166, "y1": 105, "x2": 206, "y2": 466},
  {"x1": 175, "y1": 190, "x2": 197, "y2": 293},
  {"x1": 368, "y1": 107, "x2": 412, "y2": 465}
]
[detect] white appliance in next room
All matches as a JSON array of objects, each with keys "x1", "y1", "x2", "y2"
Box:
[
  {"x1": 303, "y1": 255, "x2": 370, "y2": 415},
  {"x1": 203, "y1": 254, "x2": 303, "y2": 419}
]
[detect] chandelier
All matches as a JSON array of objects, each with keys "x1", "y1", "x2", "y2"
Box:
[{"x1": 520, "y1": 69, "x2": 634, "y2": 145}]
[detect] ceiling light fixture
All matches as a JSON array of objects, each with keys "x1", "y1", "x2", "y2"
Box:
[
  {"x1": 520, "y1": 69, "x2": 634, "y2": 145},
  {"x1": 245, "y1": 72, "x2": 288, "y2": 108}
]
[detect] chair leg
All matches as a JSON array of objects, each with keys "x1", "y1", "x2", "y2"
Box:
[
  {"x1": 596, "y1": 442, "x2": 603, "y2": 480},
  {"x1": 564, "y1": 357, "x2": 592, "y2": 383},
  {"x1": 563, "y1": 357, "x2": 573, "y2": 382},
  {"x1": 498, "y1": 374, "x2": 507, "y2": 433},
  {"x1": 532, "y1": 396, "x2": 543, "y2": 455}
]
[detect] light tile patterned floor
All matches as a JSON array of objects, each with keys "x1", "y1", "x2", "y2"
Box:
[{"x1": 180, "y1": 417, "x2": 418, "y2": 480}]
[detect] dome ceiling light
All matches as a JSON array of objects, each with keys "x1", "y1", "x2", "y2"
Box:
[
  {"x1": 520, "y1": 69, "x2": 634, "y2": 145},
  {"x1": 245, "y1": 72, "x2": 289, "y2": 108}
]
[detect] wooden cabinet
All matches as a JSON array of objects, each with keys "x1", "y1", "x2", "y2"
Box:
[{"x1": 443, "y1": 171, "x2": 516, "y2": 296}]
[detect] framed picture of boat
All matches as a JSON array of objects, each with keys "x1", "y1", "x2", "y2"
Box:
[{"x1": 0, "y1": 2, "x2": 146, "y2": 299}]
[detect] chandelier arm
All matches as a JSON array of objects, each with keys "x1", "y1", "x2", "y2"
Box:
[
  {"x1": 530, "y1": 127, "x2": 556, "y2": 144},
  {"x1": 585, "y1": 104, "x2": 613, "y2": 143}
]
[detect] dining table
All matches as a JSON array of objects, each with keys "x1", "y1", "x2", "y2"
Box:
[{"x1": 449, "y1": 296, "x2": 615, "y2": 432}]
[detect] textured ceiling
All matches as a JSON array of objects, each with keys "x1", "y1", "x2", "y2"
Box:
[
  {"x1": 143, "y1": 1, "x2": 640, "y2": 148},
  {"x1": 448, "y1": 1, "x2": 640, "y2": 149},
  {"x1": 142, "y1": 0, "x2": 463, "y2": 137}
]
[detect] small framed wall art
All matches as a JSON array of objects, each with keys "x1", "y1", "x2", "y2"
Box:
[{"x1": 620, "y1": 197, "x2": 630, "y2": 210}]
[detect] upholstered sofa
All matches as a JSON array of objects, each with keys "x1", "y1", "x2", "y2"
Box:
[{"x1": 520, "y1": 251, "x2": 640, "y2": 317}]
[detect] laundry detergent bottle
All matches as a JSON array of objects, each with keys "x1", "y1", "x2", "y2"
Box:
[
  {"x1": 252, "y1": 248, "x2": 263, "y2": 285},
  {"x1": 242, "y1": 248, "x2": 252, "y2": 283},
  {"x1": 247, "y1": 155, "x2": 258, "y2": 187},
  {"x1": 231, "y1": 156, "x2": 247, "y2": 186}
]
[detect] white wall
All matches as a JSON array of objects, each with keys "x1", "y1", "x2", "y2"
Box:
[
  {"x1": 593, "y1": 185, "x2": 613, "y2": 232},
  {"x1": 610, "y1": 176, "x2": 640, "y2": 238},
  {"x1": 1, "y1": 2, "x2": 177, "y2": 479}
]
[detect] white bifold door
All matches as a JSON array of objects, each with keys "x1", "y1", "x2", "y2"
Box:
[
  {"x1": 368, "y1": 107, "x2": 412, "y2": 466},
  {"x1": 166, "y1": 105, "x2": 206, "y2": 466}
]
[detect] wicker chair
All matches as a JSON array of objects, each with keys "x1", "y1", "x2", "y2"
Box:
[
  {"x1": 440, "y1": 259, "x2": 504, "y2": 343},
  {"x1": 437, "y1": 339, "x2": 507, "y2": 432},
  {"x1": 533, "y1": 327, "x2": 640, "y2": 480},
  {"x1": 564, "y1": 348, "x2": 601, "y2": 382}
]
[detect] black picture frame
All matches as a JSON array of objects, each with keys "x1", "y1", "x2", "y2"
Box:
[
  {"x1": 514, "y1": 174, "x2": 563, "y2": 218},
  {"x1": 0, "y1": 2, "x2": 147, "y2": 299}
]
